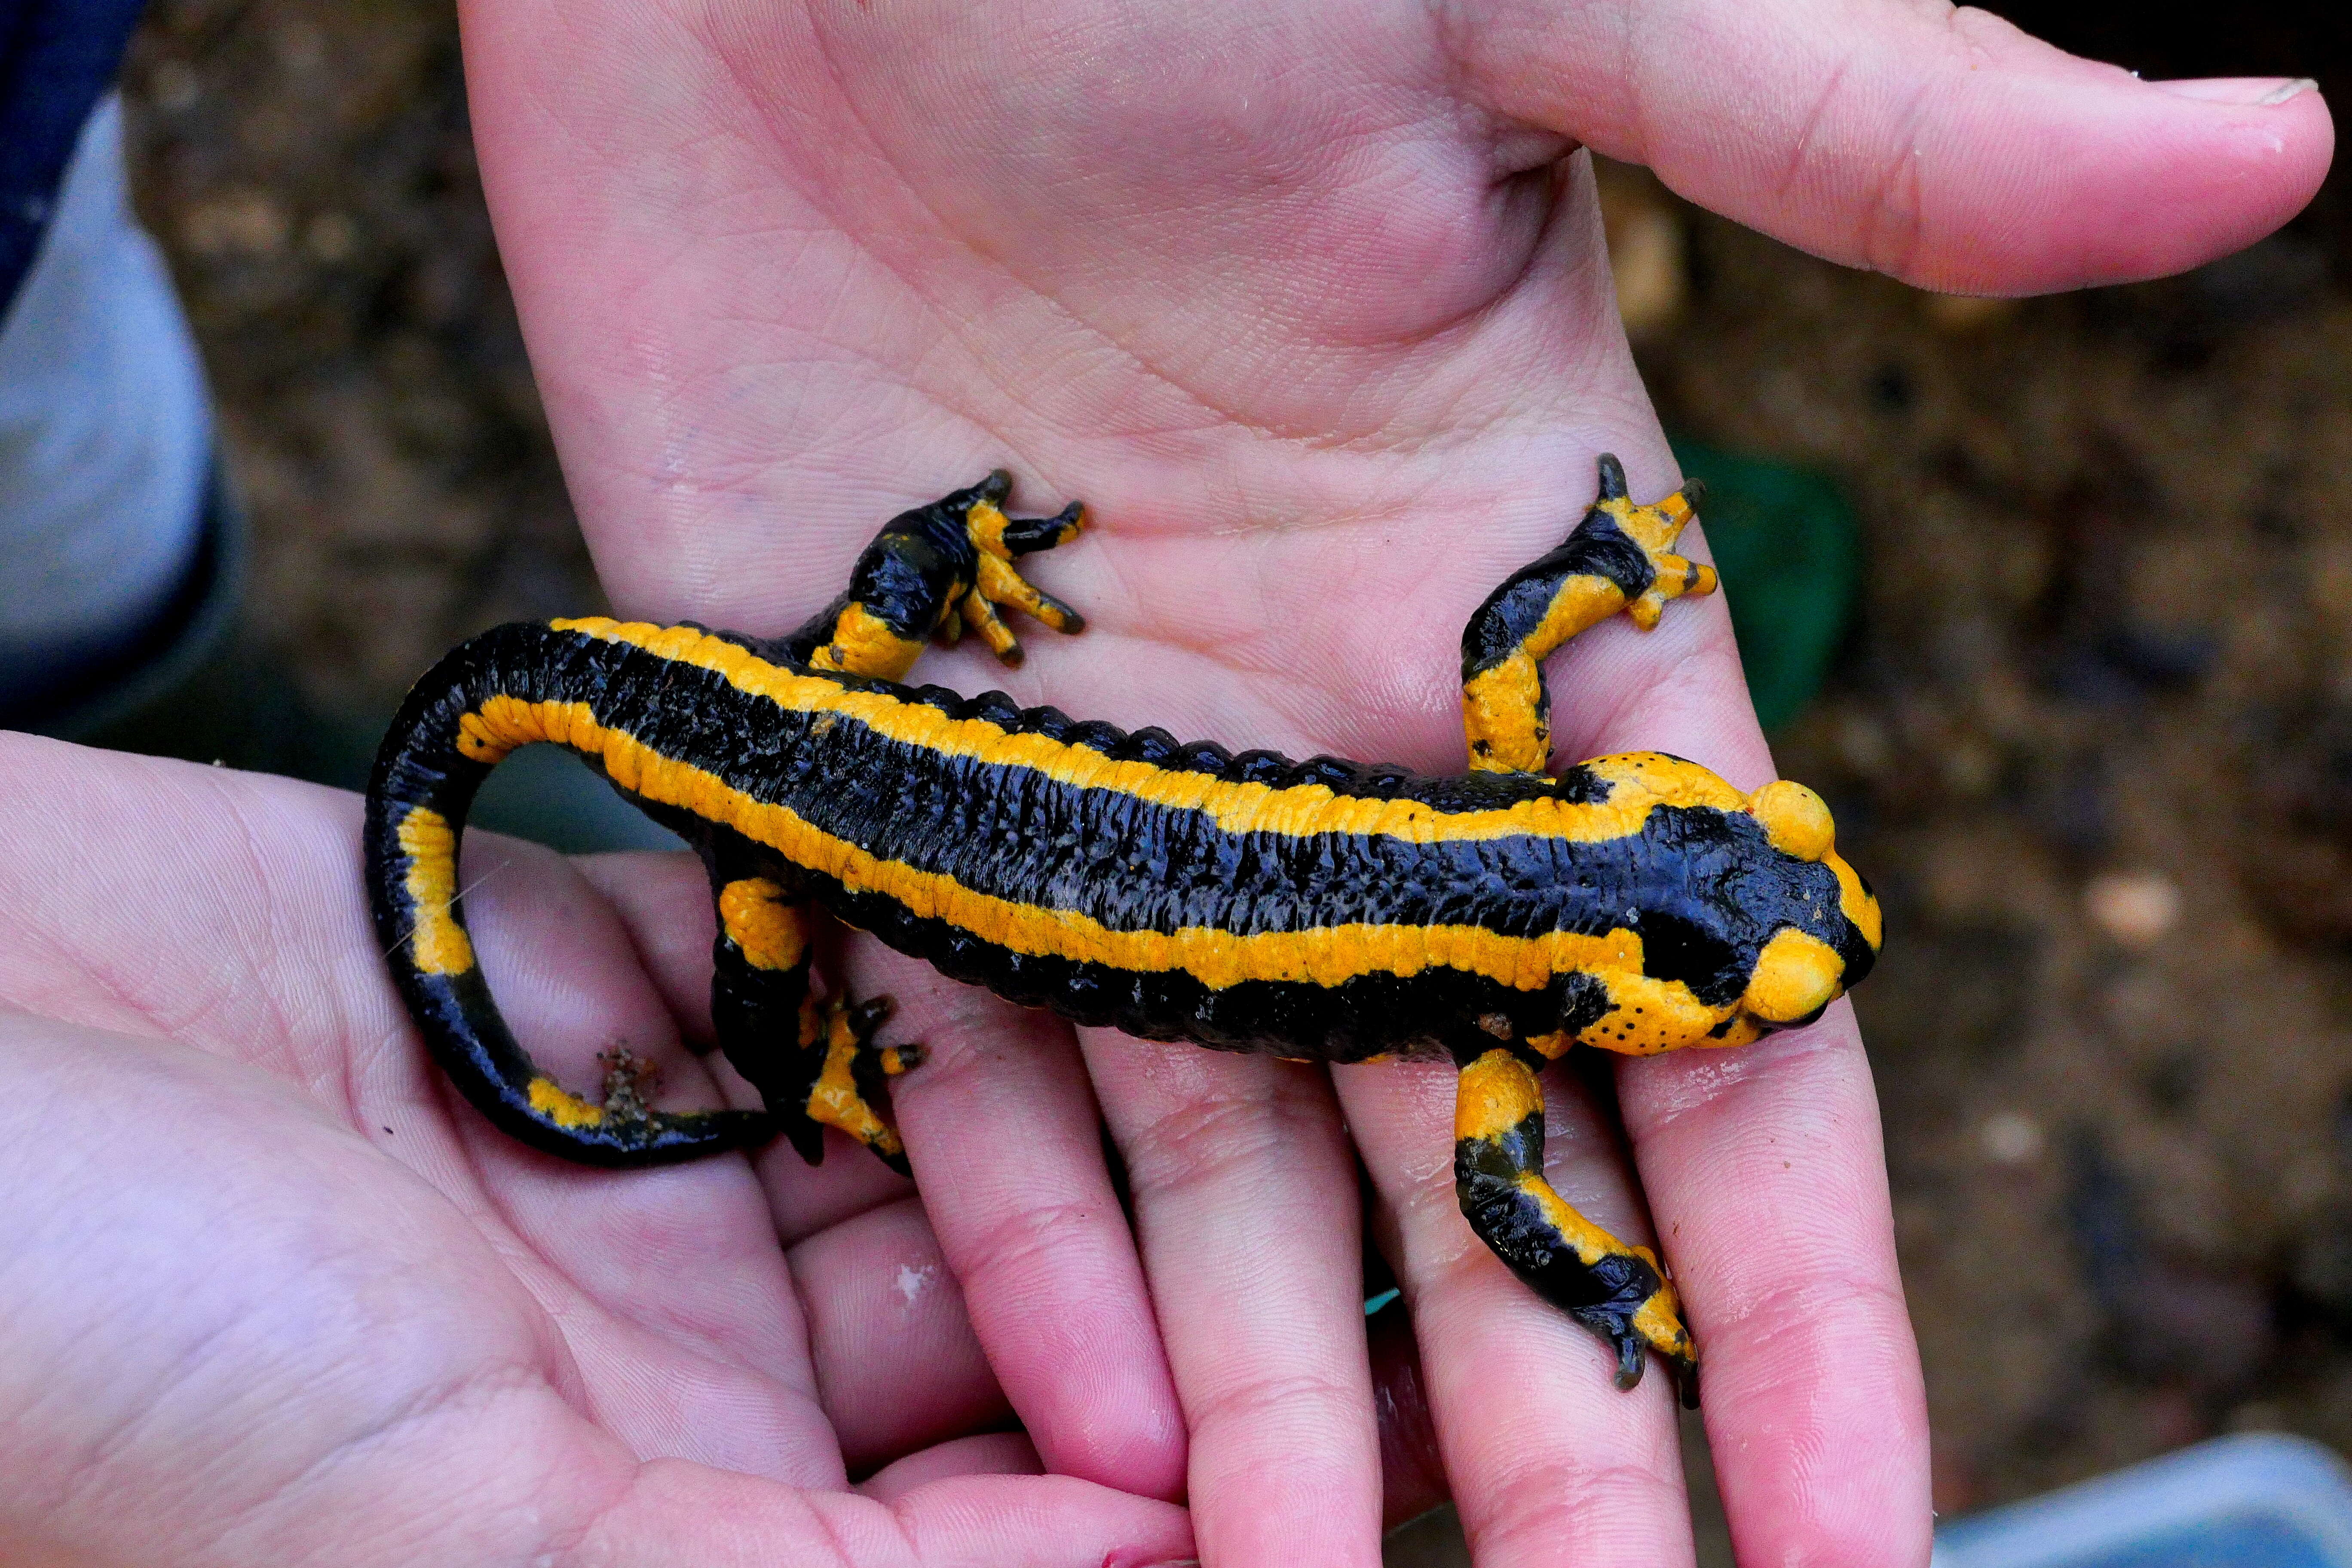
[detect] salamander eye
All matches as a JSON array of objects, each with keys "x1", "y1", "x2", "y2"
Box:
[
  {"x1": 1747, "y1": 779, "x2": 1835, "y2": 862},
  {"x1": 1742, "y1": 927, "x2": 1844, "y2": 1025}
]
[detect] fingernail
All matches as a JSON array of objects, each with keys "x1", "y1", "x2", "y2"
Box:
[{"x1": 2150, "y1": 76, "x2": 2318, "y2": 106}]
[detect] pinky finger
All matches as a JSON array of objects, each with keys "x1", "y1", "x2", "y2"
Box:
[{"x1": 858, "y1": 1433, "x2": 1042, "y2": 1504}]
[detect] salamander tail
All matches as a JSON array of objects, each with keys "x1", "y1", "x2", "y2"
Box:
[{"x1": 363, "y1": 622, "x2": 772, "y2": 1166}]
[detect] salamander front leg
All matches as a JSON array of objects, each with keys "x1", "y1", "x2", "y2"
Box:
[
  {"x1": 1458, "y1": 454, "x2": 1716, "y2": 775},
  {"x1": 943, "y1": 470, "x2": 1087, "y2": 669},
  {"x1": 783, "y1": 471, "x2": 1088, "y2": 680},
  {"x1": 1454, "y1": 1047, "x2": 1698, "y2": 1405}
]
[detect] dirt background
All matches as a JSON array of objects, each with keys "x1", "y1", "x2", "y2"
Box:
[{"x1": 116, "y1": 0, "x2": 2352, "y2": 1559}]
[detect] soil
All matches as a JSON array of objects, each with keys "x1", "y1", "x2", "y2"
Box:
[{"x1": 116, "y1": 0, "x2": 2352, "y2": 1558}]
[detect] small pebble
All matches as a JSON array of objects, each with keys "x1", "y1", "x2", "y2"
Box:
[
  {"x1": 183, "y1": 190, "x2": 288, "y2": 257},
  {"x1": 150, "y1": 60, "x2": 200, "y2": 113},
  {"x1": 2085, "y1": 870, "x2": 2181, "y2": 947},
  {"x1": 305, "y1": 211, "x2": 358, "y2": 263},
  {"x1": 1923, "y1": 292, "x2": 2019, "y2": 332},
  {"x1": 1980, "y1": 1111, "x2": 2045, "y2": 1166}
]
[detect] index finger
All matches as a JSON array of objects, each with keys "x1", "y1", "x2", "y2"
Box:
[{"x1": 1541, "y1": 521, "x2": 1932, "y2": 1565}]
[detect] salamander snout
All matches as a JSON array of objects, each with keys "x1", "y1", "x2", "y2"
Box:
[{"x1": 1732, "y1": 779, "x2": 1883, "y2": 1032}]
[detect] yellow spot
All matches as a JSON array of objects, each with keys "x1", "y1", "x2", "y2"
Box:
[
  {"x1": 807, "y1": 1013, "x2": 900, "y2": 1157},
  {"x1": 395, "y1": 805, "x2": 476, "y2": 975},
  {"x1": 808, "y1": 601, "x2": 924, "y2": 680},
  {"x1": 1700, "y1": 1016, "x2": 1765, "y2": 1051},
  {"x1": 719, "y1": 878, "x2": 805, "y2": 971},
  {"x1": 966, "y1": 497, "x2": 1010, "y2": 554},
  {"x1": 1631, "y1": 1273, "x2": 1691, "y2": 1357},
  {"x1": 528, "y1": 1075, "x2": 606, "y2": 1128},
  {"x1": 1604, "y1": 487, "x2": 1698, "y2": 557},
  {"x1": 1529, "y1": 572, "x2": 1633, "y2": 658},
  {"x1": 1464, "y1": 653, "x2": 1547, "y2": 774},
  {"x1": 1464, "y1": 575, "x2": 1632, "y2": 775},
  {"x1": 543, "y1": 618, "x2": 1743, "y2": 847},
  {"x1": 1455, "y1": 1049, "x2": 1542, "y2": 1142},
  {"x1": 1516, "y1": 1172, "x2": 1638, "y2": 1270},
  {"x1": 456, "y1": 709, "x2": 518, "y2": 764},
  {"x1": 1827, "y1": 850, "x2": 1883, "y2": 951},
  {"x1": 1744, "y1": 927, "x2": 1846, "y2": 1024},
  {"x1": 1577, "y1": 970, "x2": 1744, "y2": 1055},
  {"x1": 1747, "y1": 779, "x2": 1835, "y2": 862}
]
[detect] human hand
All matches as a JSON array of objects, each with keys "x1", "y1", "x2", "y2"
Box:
[
  {"x1": 0, "y1": 735, "x2": 1192, "y2": 1567},
  {"x1": 456, "y1": 2, "x2": 2331, "y2": 1563}
]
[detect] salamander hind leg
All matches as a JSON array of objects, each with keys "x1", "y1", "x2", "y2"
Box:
[
  {"x1": 706, "y1": 858, "x2": 923, "y2": 1174},
  {"x1": 783, "y1": 471, "x2": 1087, "y2": 680},
  {"x1": 1459, "y1": 454, "x2": 1716, "y2": 775},
  {"x1": 802, "y1": 994, "x2": 926, "y2": 1176},
  {"x1": 1453, "y1": 1047, "x2": 1698, "y2": 1405}
]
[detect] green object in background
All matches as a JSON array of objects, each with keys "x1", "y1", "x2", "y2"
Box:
[{"x1": 1667, "y1": 438, "x2": 1861, "y2": 733}]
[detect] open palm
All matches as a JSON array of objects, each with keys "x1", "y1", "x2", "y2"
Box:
[
  {"x1": 0, "y1": 736, "x2": 1191, "y2": 1566},
  {"x1": 444, "y1": 2, "x2": 2331, "y2": 1564}
]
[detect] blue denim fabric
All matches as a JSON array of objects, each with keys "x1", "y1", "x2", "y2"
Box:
[{"x1": 0, "y1": 0, "x2": 149, "y2": 321}]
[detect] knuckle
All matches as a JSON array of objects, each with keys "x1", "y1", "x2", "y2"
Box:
[
  {"x1": 1118, "y1": 1076, "x2": 1338, "y2": 1194},
  {"x1": 1468, "y1": 1451, "x2": 1684, "y2": 1556},
  {"x1": 1185, "y1": 1367, "x2": 1365, "y2": 1442}
]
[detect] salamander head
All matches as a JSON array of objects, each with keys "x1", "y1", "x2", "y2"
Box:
[
  {"x1": 1723, "y1": 779, "x2": 1880, "y2": 1035},
  {"x1": 1537, "y1": 764, "x2": 1881, "y2": 1054}
]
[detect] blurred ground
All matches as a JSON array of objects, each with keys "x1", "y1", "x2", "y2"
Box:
[{"x1": 116, "y1": 0, "x2": 2352, "y2": 1559}]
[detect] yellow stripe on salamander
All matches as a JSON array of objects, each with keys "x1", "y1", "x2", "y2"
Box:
[
  {"x1": 528, "y1": 1075, "x2": 606, "y2": 1127},
  {"x1": 455, "y1": 692, "x2": 1724, "y2": 1002},
  {"x1": 395, "y1": 805, "x2": 476, "y2": 976},
  {"x1": 524, "y1": 618, "x2": 1743, "y2": 847}
]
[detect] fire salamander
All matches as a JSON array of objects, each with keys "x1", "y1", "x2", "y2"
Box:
[{"x1": 365, "y1": 458, "x2": 1881, "y2": 1403}]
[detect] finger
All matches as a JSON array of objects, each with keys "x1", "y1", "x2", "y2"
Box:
[
  {"x1": 1617, "y1": 1007, "x2": 1932, "y2": 1564},
  {"x1": 575, "y1": 849, "x2": 723, "y2": 1044},
  {"x1": 1339, "y1": 1058, "x2": 1694, "y2": 1565},
  {"x1": 1459, "y1": 0, "x2": 2332, "y2": 292},
  {"x1": 579, "y1": 838, "x2": 1188, "y2": 1493},
  {"x1": 787, "y1": 1194, "x2": 1011, "y2": 1473},
  {"x1": 583, "y1": 1466, "x2": 1196, "y2": 1568},
  {"x1": 1085, "y1": 1035, "x2": 1384, "y2": 1568},
  {"x1": 858, "y1": 1433, "x2": 1043, "y2": 1505},
  {"x1": 1538, "y1": 517, "x2": 1933, "y2": 1562},
  {"x1": 850, "y1": 942, "x2": 1190, "y2": 1500},
  {"x1": 1366, "y1": 1290, "x2": 1450, "y2": 1530}
]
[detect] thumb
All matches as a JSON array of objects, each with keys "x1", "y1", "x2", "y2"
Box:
[{"x1": 1456, "y1": 0, "x2": 2332, "y2": 293}]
